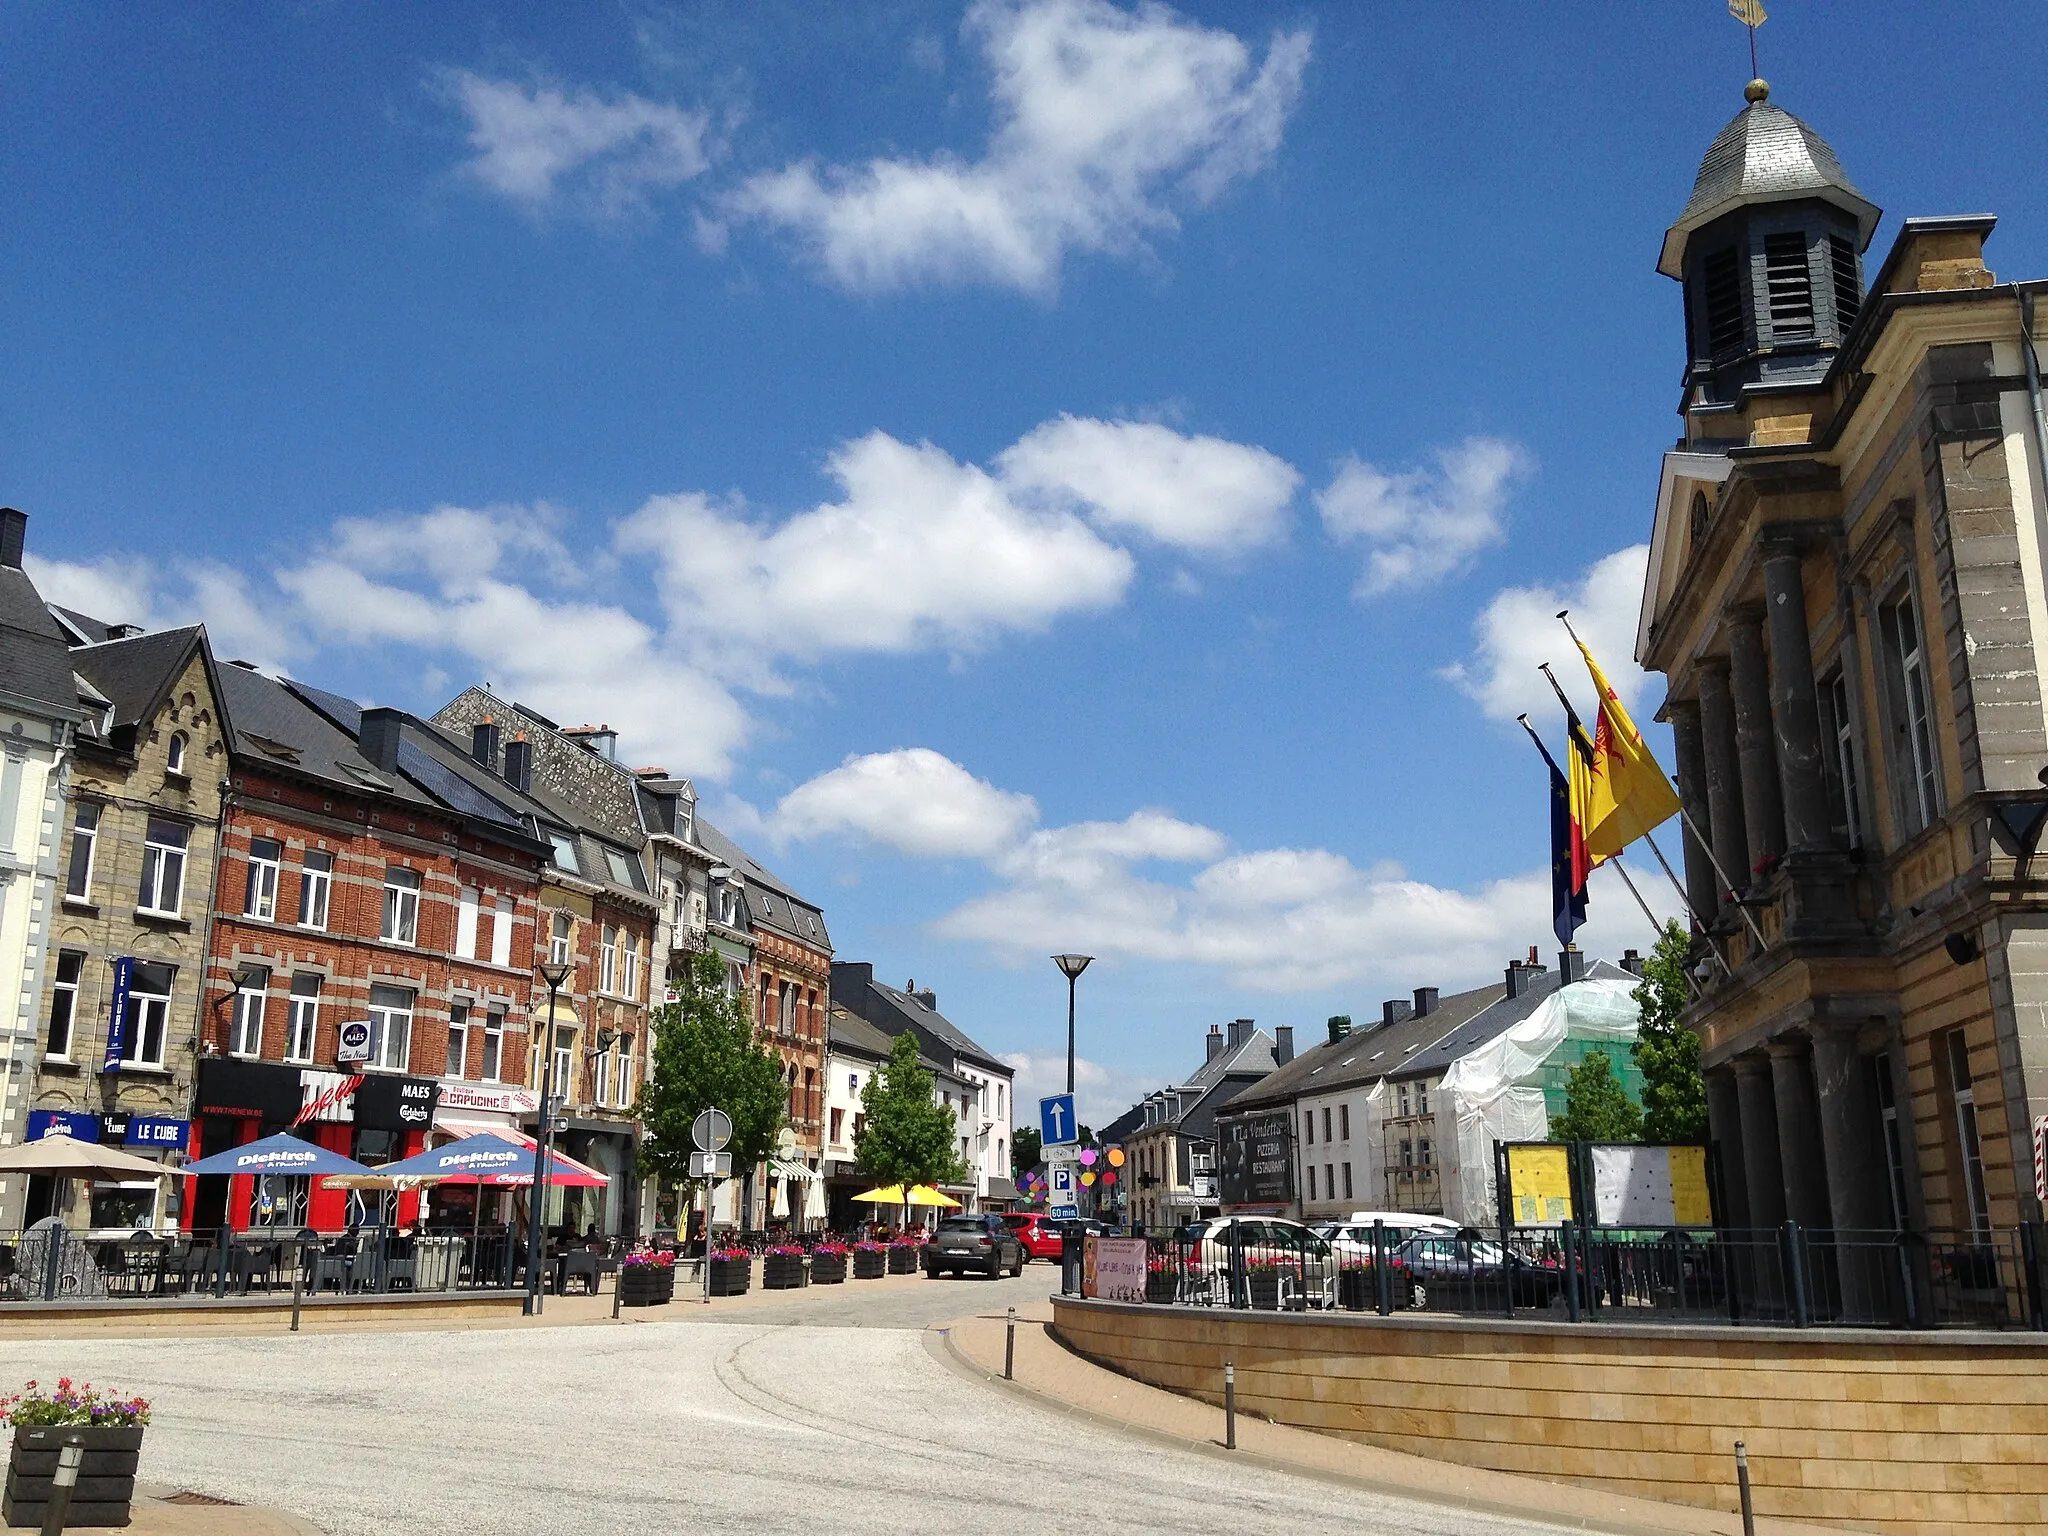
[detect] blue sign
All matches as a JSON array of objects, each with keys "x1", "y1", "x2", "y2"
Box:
[
  {"x1": 25, "y1": 1110, "x2": 100, "y2": 1143},
  {"x1": 1039, "y1": 1093, "x2": 1078, "y2": 1147},
  {"x1": 1048, "y1": 1164, "x2": 1078, "y2": 1219},
  {"x1": 101, "y1": 957, "x2": 133, "y2": 1074},
  {"x1": 124, "y1": 1117, "x2": 189, "y2": 1151}
]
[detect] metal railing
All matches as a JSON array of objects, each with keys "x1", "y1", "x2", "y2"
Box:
[{"x1": 1062, "y1": 1220, "x2": 2048, "y2": 1332}]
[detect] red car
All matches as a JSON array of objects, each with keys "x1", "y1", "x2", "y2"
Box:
[{"x1": 1001, "y1": 1211, "x2": 1065, "y2": 1261}]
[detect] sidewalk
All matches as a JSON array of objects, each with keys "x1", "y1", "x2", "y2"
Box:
[
  {"x1": 935, "y1": 1302, "x2": 1841, "y2": 1536},
  {"x1": 64, "y1": 1484, "x2": 321, "y2": 1535}
]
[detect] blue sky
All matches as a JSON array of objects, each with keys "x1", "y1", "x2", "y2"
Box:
[{"x1": 10, "y1": 3, "x2": 2044, "y2": 1124}]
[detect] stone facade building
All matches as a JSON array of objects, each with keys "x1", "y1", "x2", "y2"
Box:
[
  {"x1": 1636, "y1": 83, "x2": 2048, "y2": 1276},
  {"x1": 1123, "y1": 1019, "x2": 1278, "y2": 1230}
]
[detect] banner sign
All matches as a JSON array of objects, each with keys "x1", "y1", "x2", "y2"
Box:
[
  {"x1": 1087, "y1": 1236, "x2": 1147, "y2": 1302},
  {"x1": 1588, "y1": 1143, "x2": 1713, "y2": 1227},
  {"x1": 101, "y1": 957, "x2": 134, "y2": 1074},
  {"x1": 26, "y1": 1110, "x2": 101, "y2": 1143},
  {"x1": 355, "y1": 1074, "x2": 440, "y2": 1132},
  {"x1": 125, "y1": 1116, "x2": 190, "y2": 1152},
  {"x1": 437, "y1": 1082, "x2": 538, "y2": 1117},
  {"x1": 1505, "y1": 1143, "x2": 1575, "y2": 1226},
  {"x1": 335, "y1": 1020, "x2": 372, "y2": 1065},
  {"x1": 1218, "y1": 1110, "x2": 1293, "y2": 1206}
]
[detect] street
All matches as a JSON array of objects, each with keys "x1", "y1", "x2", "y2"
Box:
[{"x1": 0, "y1": 1272, "x2": 1586, "y2": 1535}]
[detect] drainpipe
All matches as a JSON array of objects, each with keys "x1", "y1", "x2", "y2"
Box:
[{"x1": 2020, "y1": 288, "x2": 2048, "y2": 509}]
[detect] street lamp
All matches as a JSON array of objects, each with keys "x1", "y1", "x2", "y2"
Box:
[
  {"x1": 525, "y1": 959, "x2": 573, "y2": 1317},
  {"x1": 1051, "y1": 954, "x2": 1093, "y2": 1096}
]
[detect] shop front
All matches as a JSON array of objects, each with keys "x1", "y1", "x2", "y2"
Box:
[
  {"x1": 20, "y1": 1109, "x2": 190, "y2": 1235},
  {"x1": 556, "y1": 1120, "x2": 636, "y2": 1238},
  {"x1": 427, "y1": 1082, "x2": 539, "y2": 1232},
  {"x1": 188, "y1": 1059, "x2": 441, "y2": 1234}
]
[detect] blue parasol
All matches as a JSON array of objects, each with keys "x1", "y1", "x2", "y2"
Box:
[{"x1": 181, "y1": 1133, "x2": 379, "y2": 1179}]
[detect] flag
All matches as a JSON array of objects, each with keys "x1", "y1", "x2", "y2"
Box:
[
  {"x1": 1520, "y1": 721, "x2": 1588, "y2": 949},
  {"x1": 1575, "y1": 635, "x2": 1683, "y2": 860},
  {"x1": 1729, "y1": 0, "x2": 1766, "y2": 27}
]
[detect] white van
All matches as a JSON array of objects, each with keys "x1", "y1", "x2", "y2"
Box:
[{"x1": 1310, "y1": 1211, "x2": 1461, "y2": 1261}]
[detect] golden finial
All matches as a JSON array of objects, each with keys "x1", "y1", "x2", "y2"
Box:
[{"x1": 1744, "y1": 78, "x2": 1770, "y2": 104}]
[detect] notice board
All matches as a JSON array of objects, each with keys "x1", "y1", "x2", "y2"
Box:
[
  {"x1": 1588, "y1": 1144, "x2": 1713, "y2": 1227},
  {"x1": 1505, "y1": 1143, "x2": 1575, "y2": 1226}
]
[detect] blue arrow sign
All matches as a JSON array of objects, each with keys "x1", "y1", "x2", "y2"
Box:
[{"x1": 1039, "y1": 1093, "x2": 1077, "y2": 1147}]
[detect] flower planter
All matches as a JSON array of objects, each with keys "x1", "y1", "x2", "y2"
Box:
[
  {"x1": 618, "y1": 1264, "x2": 675, "y2": 1307},
  {"x1": 707, "y1": 1257, "x2": 751, "y2": 1297},
  {"x1": 762, "y1": 1254, "x2": 807, "y2": 1290},
  {"x1": 1338, "y1": 1267, "x2": 1411, "y2": 1312},
  {"x1": 4, "y1": 1425, "x2": 144, "y2": 1529},
  {"x1": 1246, "y1": 1272, "x2": 1287, "y2": 1311},
  {"x1": 852, "y1": 1249, "x2": 887, "y2": 1280},
  {"x1": 1144, "y1": 1272, "x2": 1180, "y2": 1305},
  {"x1": 810, "y1": 1254, "x2": 847, "y2": 1285},
  {"x1": 887, "y1": 1245, "x2": 920, "y2": 1275}
]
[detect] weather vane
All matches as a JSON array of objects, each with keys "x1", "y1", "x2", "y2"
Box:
[{"x1": 1729, "y1": 0, "x2": 1766, "y2": 84}]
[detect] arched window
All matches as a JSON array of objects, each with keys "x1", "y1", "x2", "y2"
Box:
[
  {"x1": 1689, "y1": 489, "x2": 1712, "y2": 544},
  {"x1": 166, "y1": 732, "x2": 188, "y2": 775}
]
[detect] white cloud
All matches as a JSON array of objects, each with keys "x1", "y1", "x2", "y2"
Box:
[
  {"x1": 1002, "y1": 1050, "x2": 1148, "y2": 1135},
  {"x1": 445, "y1": 71, "x2": 712, "y2": 215},
  {"x1": 1441, "y1": 543, "x2": 1655, "y2": 728},
  {"x1": 1317, "y1": 437, "x2": 1531, "y2": 598},
  {"x1": 28, "y1": 553, "x2": 303, "y2": 673},
  {"x1": 997, "y1": 415, "x2": 1299, "y2": 553},
  {"x1": 729, "y1": 0, "x2": 1309, "y2": 293},
  {"x1": 773, "y1": 748, "x2": 1039, "y2": 859},
  {"x1": 25, "y1": 554, "x2": 161, "y2": 633},
  {"x1": 618, "y1": 430, "x2": 1134, "y2": 663}
]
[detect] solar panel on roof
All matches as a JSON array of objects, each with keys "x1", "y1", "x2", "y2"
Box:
[{"x1": 397, "y1": 741, "x2": 523, "y2": 828}]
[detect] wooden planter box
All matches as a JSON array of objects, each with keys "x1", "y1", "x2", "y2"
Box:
[
  {"x1": 707, "y1": 1258, "x2": 751, "y2": 1297},
  {"x1": 810, "y1": 1254, "x2": 847, "y2": 1285},
  {"x1": 762, "y1": 1254, "x2": 807, "y2": 1290},
  {"x1": 887, "y1": 1246, "x2": 921, "y2": 1275},
  {"x1": 852, "y1": 1249, "x2": 888, "y2": 1280},
  {"x1": 1145, "y1": 1272, "x2": 1180, "y2": 1304},
  {"x1": 618, "y1": 1264, "x2": 675, "y2": 1307},
  {"x1": 5, "y1": 1424, "x2": 144, "y2": 1528}
]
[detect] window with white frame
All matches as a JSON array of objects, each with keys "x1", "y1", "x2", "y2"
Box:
[
  {"x1": 1946, "y1": 1028, "x2": 1992, "y2": 1236},
  {"x1": 65, "y1": 803, "x2": 99, "y2": 901},
  {"x1": 1881, "y1": 587, "x2": 1941, "y2": 835},
  {"x1": 122, "y1": 963, "x2": 175, "y2": 1068},
  {"x1": 549, "y1": 833, "x2": 579, "y2": 874},
  {"x1": 165, "y1": 731, "x2": 187, "y2": 775},
  {"x1": 446, "y1": 1003, "x2": 468, "y2": 1079},
  {"x1": 298, "y1": 851, "x2": 332, "y2": 929},
  {"x1": 600, "y1": 925, "x2": 619, "y2": 993},
  {"x1": 367, "y1": 984, "x2": 414, "y2": 1071},
  {"x1": 456, "y1": 886, "x2": 480, "y2": 959},
  {"x1": 137, "y1": 818, "x2": 188, "y2": 916},
  {"x1": 613, "y1": 1041, "x2": 633, "y2": 1106},
  {"x1": 1821, "y1": 668, "x2": 1865, "y2": 847},
  {"x1": 490, "y1": 895, "x2": 513, "y2": 967},
  {"x1": 245, "y1": 838, "x2": 281, "y2": 920},
  {"x1": 595, "y1": 1041, "x2": 613, "y2": 1107},
  {"x1": 286, "y1": 974, "x2": 320, "y2": 1063},
  {"x1": 552, "y1": 1027, "x2": 574, "y2": 1097},
  {"x1": 46, "y1": 951, "x2": 83, "y2": 1059},
  {"x1": 381, "y1": 868, "x2": 420, "y2": 945},
  {"x1": 230, "y1": 968, "x2": 269, "y2": 1056},
  {"x1": 623, "y1": 933, "x2": 639, "y2": 1000},
  {"x1": 481, "y1": 1009, "x2": 504, "y2": 1082},
  {"x1": 1417, "y1": 1081, "x2": 1431, "y2": 1117},
  {"x1": 549, "y1": 911, "x2": 572, "y2": 966}
]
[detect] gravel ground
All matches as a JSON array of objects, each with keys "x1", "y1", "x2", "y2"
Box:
[{"x1": 0, "y1": 1294, "x2": 1583, "y2": 1536}]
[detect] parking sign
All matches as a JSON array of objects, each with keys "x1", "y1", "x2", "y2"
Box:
[
  {"x1": 1039, "y1": 1093, "x2": 1077, "y2": 1147},
  {"x1": 1048, "y1": 1163, "x2": 1078, "y2": 1218}
]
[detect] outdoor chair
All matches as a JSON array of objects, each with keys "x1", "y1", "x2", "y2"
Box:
[
  {"x1": 558, "y1": 1249, "x2": 603, "y2": 1295},
  {"x1": 382, "y1": 1238, "x2": 416, "y2": 1292},
  {"x1": 232, "y1": 1243, "x2": 278, "y2": 1294},
  {"x1": 311, "y1": 1244, "x2": 353, "y2": 1293},
  {"x1": 176, "y1": 1243, "x2": 218, "y2": 1295}
]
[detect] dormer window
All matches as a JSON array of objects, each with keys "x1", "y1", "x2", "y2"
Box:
[
  {"x1": 1763, "y1": 231, "x2": 1814, "y2": 337},
  {"x1": 165, "y1": 732, "x2": 188, "y2": 775}
]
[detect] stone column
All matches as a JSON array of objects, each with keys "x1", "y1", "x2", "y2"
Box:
[
  {"x1": 1768, "y1": 1039, "x2": 1832, "y2": 1228},
  {"x1": 1728, "y1": 610, "x2": 1786, "y2": 871},
  {"x1": 1705, "y1": 1068, "x2": 1751, "y2": 1229},
  {"x1": 1669, "y1": 700, "x2": 1719, "y2": 923},
  {"x1": 1810, "y1": 1023, "x2": 1889, "y2": 1232},
  {"x1": 1732, "y1": 1055, "x2": 1785, "y2": 1229},
  {"x1": 1697, "y1": 661, "x2": 1749, "y2": 910},
  {"x1": 1763, "y1": 547, "x2": 1836, "y2": 851}
]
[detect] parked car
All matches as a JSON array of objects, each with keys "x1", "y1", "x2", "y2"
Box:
[
  {"x1": 1000, "y1": 1211, "x2": 1064, "y2": 1261},
  {"x1": 1392, "y1": 1231, "x2": 1562, "y2": 1308},
  {"x1": 925, "y1": 1214, "x2": 1026, "y2": 1279},
  {"x1": 1311, "y1": 1213, "x2": 1459, "y2": 1263}
]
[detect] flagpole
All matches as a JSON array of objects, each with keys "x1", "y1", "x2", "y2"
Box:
[{"x1": 1641, "y1": 830, "x2": 1735, "y2": 982}]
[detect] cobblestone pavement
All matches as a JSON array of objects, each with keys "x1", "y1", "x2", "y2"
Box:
[{"x1": 0, "y1": 1279, "x2": 1588, "y2": 1536}]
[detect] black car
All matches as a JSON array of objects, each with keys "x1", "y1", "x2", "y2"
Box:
[
  {"x1": 925, "y1": 1214, "x2": 1026, "y2": 1279},
  {"x1": 1393, "y1": 1231, "x2": 1562, "y2": 1308}
]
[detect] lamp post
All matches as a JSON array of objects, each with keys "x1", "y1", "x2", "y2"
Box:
[
  {"x1": 1051, "y1": 954, "x2": 1092, "y2": 1096},
  {"x1": 525, "y1": 960, "x2": 573, "y2": 1317}
]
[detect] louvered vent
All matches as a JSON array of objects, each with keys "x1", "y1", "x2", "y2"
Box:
[
  {"x1": 1764, "y1": 232, "x2": 1814, "y2": 336},
  {"x1": 1703, "y1": 247, "x2": 1744, "y2": 354},
  {"x1": 1828, "y1": 234, "x2": 1862, "y2": 330}
]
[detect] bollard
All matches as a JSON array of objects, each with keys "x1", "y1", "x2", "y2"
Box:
[
  {"x1": 1004, "y1": 1306, "x2": 1016, "y2": 1381},
  {"x1": 612, "y1": 1267, "x2": 624, "y2": 1321},
  {"x1": 1735, "y1": 1440, "x2": 1755, "y2": 1536},
  {"x1": 1223, "y1": 1360, "x2": 1236, "y2": 1450},
  {"x1": 290, "y1": 1244, "x2": 304, "y2": 1333},
  {"x1": 39, "y1": 1439, "x2": 82, "y2": 1536}
]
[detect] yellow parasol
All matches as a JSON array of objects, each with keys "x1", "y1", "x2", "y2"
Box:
[{"x1": 851, "y1": 1184, "x2": 962, "y2": 1208}]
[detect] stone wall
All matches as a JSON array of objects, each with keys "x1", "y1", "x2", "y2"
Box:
[{"x1": 1051, "y1": 1296, "x2": 2048, "y2": 1532}]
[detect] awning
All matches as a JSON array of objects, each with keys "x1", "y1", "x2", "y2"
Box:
[
  {"x1": 770, "y1": 1159, "x2": 820, "y2": 1183},
  {"x1": 434, "y1": 1115, "x2": 520, "y2": 1139},
  {"x1": 488, "y1": 1131, "x2": 611, "y2": 1188}
]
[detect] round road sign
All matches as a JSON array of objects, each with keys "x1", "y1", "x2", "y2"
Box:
[{"x1": 692, "y1": 1108, "x2": 733, "y2": 1153}]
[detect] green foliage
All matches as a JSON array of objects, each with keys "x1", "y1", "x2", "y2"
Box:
[
  {"x1": 637, "y1": 947, "x2": 787, "y2": 1184},
  {"x1": 1012, "y1": 1125, "x2": 1041, "y2": 1179},
  {"x1": 1549, "y1": 1050, "x2": 1644, "y2": 1144},
  {"x1": 1630, "y1": 919, "x2": 1708, "y2": 1143},
  {"x1": 853, "y1": 1032, "x2": 969, "y2": 1190}
]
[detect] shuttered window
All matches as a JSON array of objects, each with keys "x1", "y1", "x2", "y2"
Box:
[{"x1": 1764, "y1": 232, "x2": 1814, "y2": 336}]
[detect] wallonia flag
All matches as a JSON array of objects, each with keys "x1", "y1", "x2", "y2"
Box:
[{"x1": 1576, "y1": 636, "x2": 1683, "y2": 859}]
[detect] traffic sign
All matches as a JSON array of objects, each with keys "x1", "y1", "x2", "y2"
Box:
[
  {"x1": 1043, "y1": 1144, "x2": 1080, "y2": 1166},
  {"x1": 1048, "y1": 1163, "x2": 1078, "y2": 1217},
  {"x1": 692, "y1": 1109, "x2": 732, "y2": 1152},
  {"x1": 1039, "y1": 1093, "x2": 1077, "y2": 1147},
  {"x1": 689, "y1": 1151, "x2": 732, "y2": 1179}
]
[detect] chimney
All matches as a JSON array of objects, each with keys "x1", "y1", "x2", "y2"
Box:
[
  {"x1": 1273, "y1": 1024, "x2": 1294, "y2": 1066},
  {"x1": 1381, "y1": 998, "x2": 1414, "y2": 1029},
  {"x1": 1206, "y1": 1023, "x2": 1225, "y2": 1061},
  {"x1": 358, "y1": 707, "x2": 404, "y2": 773},
  {"x1": 916, "y1": 988, "x2": 937, "y2": 1011},
  {"x1": 1527, "y1": 945, "x2": 1540, "y2": 967},
  {"x1": 1326, "y1": 1014, "x2": 1351, "y2": 1045},
  {"x1": 1413, "y1": 986, "x2": 1439, "y2": 1018},
  {"x1": 1227, "y1": 1018, "x2": 1253, "y2": 1052},
  {"x1": 0, "y1": 508, "x2": 24, "y2": 570},
  {"x1": 1505, "y1": 960, "x2": 1529, "y2": 999},
  {"x1": 1558, "y1": 946, "x2": 1588, "y2": 984},
  {"x1": 472, "y1": 716, "x2": 502, "y2": 770},
  {"x1": 503, "y1": 733, "x2": 533, "y2": 793},
  {"x1": 1621, "y1": 948, "x2": 1644, "y2": 976}
]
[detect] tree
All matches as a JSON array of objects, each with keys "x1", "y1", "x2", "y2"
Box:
[
  {"x1": 637, "y1": 946, "x2": 787, "y2": 1197},
  {"x1": 1631, "y1": 918, "x2": 1708, "y2": 1143},
  {"x1": 1548, "y1": 1050, "x2": 1644, "y2": 1143},
  {"x1": 1012, "y1": 1126, "x2": 1041, "y2": 1180},
  {"x1": 853, "y1": 1032, "x2": 968, "y2": 1212}
]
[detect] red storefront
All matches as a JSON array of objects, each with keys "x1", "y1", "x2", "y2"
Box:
[{"x1": 186, "y1": 1058, "x2": 441, "y2": 1234}]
